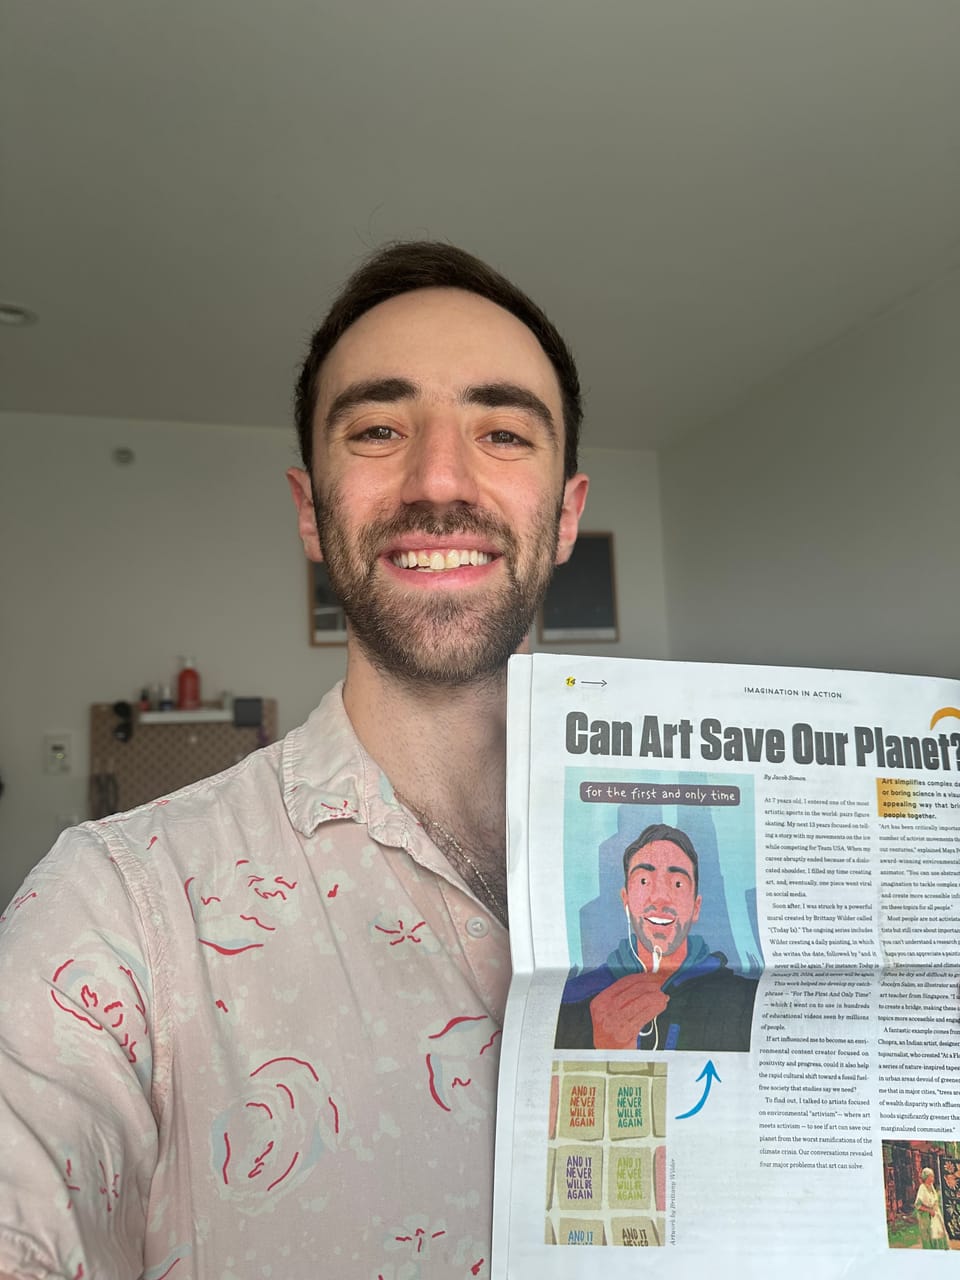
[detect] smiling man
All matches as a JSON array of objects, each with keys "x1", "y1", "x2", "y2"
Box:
[
  {"x1": 0, "y1": 243, "x2": 587, "y2": 1280},
  {"x1": 555, "y1": 823, "x2": 758, "y2": 1052}
]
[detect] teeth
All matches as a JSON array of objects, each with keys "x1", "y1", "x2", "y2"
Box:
[{"x1": 392, "y1": 550, "x2": 491, "y2": 571}]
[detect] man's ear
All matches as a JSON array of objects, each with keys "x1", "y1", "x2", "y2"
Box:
[
  {"x1": 286, "y1": 468, "x2": 324, "y2": 562},
  {"x1": 555, "y1": 473, "x2": 589, "y2": 566}
]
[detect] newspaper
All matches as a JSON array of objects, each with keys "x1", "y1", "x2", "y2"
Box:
[{"x1": 493, "y1": 653, "x2": 960, "y2": 1276}]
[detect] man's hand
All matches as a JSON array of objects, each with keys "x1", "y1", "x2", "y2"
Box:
[{"x1": 589, "y1": 973, "x2": 669, "y2": 1049}]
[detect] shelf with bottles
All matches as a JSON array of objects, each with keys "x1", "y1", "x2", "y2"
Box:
[{"x1": 138, "y1": 708, "x2": 233, "y2": 724}]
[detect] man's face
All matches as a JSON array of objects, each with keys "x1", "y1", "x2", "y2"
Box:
[
  {"x1": 288, "y1": 287, "x2": 587, "y2": 685},
  {"x1": 620, "y1": 839, "x2": 702, "y2": 959}
]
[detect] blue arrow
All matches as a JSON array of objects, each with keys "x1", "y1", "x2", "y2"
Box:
[{"x1": 674, "y1": 1060, "x2": 721, "y2": 1119}]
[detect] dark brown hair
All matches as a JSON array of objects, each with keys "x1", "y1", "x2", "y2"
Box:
[
  {"x1": 294, "y1": 241, "x2": 583, "y2": 479},
  {"x1": 622, "y1": 824, "x2": 700, "y2": 895}
]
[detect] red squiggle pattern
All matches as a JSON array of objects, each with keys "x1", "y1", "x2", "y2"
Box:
[
  {"x1": 50, "y1": 958, "x2": 148, "y2": 1066},
  {"x1": 422, "y1": 1012, "x2": 498, "y2": 1114},
  {"x1": 375, "y1": 919, "x2": 426, "y2": 946},
  {"x1": 152, "y1": 1260, "x2": 181, "y2": 1280},
  {"x1": 214, "y1": 1054, "x2": 332, "y2": 1206},
  {"x1": 428, "y1": 1014, "x2": 487, "y2": 1040},
  {"x1": 266, "y1": 1150, "x2": 299, "y2": 1191},
  {"x1": 251, "y1": 1056, "x2": 319, "y2": 1081},
  {"x1": 199, "y1": 939, "x2": 264, "y2": 956},
  {"x1": 479, "y1": 1029, "x2": 502, "y2": 1056},
  {"x1": 184, "y1": 860, "x2": 300, "y2": 958},
  {"x1": 425, "y1": 1054, "x2": 450, "y2": 1112},
  {"x1": 0, "y1": 890, "x2": 38, "y2": 922}
]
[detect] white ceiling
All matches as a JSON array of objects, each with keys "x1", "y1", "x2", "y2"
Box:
[{"x1": 3, "y1": 0, "x2": 960, "y2": 450}]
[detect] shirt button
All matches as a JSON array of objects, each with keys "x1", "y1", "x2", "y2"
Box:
[{"x1": 466, "y1": 915, "x2": 489, "y2": 939}]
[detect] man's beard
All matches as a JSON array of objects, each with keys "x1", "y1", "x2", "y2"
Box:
[
  {"x1": 635, "y1": 915, "x2": 694, "y2": 959},
  {"x1": 312, "y1": 485, "x2": 563, "y2": 687}
]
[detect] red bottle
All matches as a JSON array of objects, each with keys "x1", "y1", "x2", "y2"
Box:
[{"x1": 177, "y1": 657, "x2": 201, "y2": 710}]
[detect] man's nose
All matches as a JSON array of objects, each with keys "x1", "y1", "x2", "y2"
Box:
[
  {"x1": 648, "y1": 873, "x2": 677, "y2": 904},
  {"x1": 399, "y1": 419, "x2": 480, "y2": 509}
]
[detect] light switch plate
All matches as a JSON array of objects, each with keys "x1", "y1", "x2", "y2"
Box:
[{"x1": 43, "y1": 732, "x2": 73, "y2": 775}]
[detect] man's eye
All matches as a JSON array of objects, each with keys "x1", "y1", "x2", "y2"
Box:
[
  {"x1": 355, "y1": 425, "x2": 398, "y2": 441},
  {"x1": 485, "y1": 429, "x2": 526, "y2": 446}
]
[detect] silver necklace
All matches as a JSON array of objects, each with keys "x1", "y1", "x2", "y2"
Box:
[{"x1": 395, "y1": 791, "x2": 507, "y2": 926}]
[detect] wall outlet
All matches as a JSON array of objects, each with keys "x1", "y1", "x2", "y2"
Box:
[{"x1": 43, "y1": 732, "x2": 73, "y2": 775}]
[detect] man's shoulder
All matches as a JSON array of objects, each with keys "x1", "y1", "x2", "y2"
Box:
[
  {"x1": 94, "y1": 685, "x2": 361, "y2": 852},
  {"x1": 0, "y1": 741, "x2": 291, "y2": 927},
  {"x1": 94, "y1": 736, "x2": 288, "y2": 844},
  {"x1": 561, "y1": 963, "x2": 618, "y2": 1004},
  {"x1": 705, "y1": 964, "x2": 759, "y2": 991},
  {"x1": 676, "y1": 939, "x2": 759, "y2": 988},
  {"x1": 677, "y1": 954, "x2": 760, "y2": 998}
]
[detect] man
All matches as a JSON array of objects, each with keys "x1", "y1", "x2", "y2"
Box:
[
  {"x1": 555, "y1": 823, "x2": 758, "y2": 1052},
  {"x1": 0, "y1": 243, "x2": 588, "y2": 1279}
]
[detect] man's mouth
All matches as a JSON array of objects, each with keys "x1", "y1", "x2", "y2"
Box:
[
  {"x1": 390, "y1": 549, "x2": 495, "y2": 572},
  {"x1": 644, "y1": 914, "x2": 677, "y2": 928}
]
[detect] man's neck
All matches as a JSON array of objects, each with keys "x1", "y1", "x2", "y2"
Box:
[{"x1": 342, "y1": 647, "x2": 509, "y2": 855}]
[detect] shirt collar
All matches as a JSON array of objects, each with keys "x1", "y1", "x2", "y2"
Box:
[
  {"x1": 281, "y1": 681, "x2": 488, "y2": 894},
  {"x1": 282, "y1": 681, "x2": 405, "y2": 844}
]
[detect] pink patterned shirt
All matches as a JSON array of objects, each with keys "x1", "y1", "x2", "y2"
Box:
[{"x1": 0, "y1": 685, "x2": 510, "y2": 1279}]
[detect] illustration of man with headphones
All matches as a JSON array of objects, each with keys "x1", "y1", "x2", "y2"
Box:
[{"x1": 555, "y1": 823, "x2": 758, "y2": 1052}]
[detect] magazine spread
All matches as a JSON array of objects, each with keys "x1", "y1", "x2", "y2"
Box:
[{"x1": 493, "y1": 653, "x2": 960, "y2": 1277}]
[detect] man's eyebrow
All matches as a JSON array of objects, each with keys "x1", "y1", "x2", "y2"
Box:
[
  {"x1": 324, "y1": 378, "x2": 419, "y2": 432},
  {"x1": 461, "y1": 382, "x2": 558, "y2": 441},
  {"x1": 628, "y1": 862, "x2": 656, "y2": 879}
]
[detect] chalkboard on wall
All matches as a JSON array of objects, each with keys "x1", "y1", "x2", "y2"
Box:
[{"x1": 540, "y1": 532, "x2": 618, "y2": 643}]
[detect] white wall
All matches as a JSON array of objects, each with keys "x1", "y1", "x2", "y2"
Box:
[
  {"x1": 658, "y1": 269, "x2": 960, "y2": 680},
  {"x1": 0, "y1": 413, "x2": 347, "y2": 907},
  {"x1": 539, "y1": 447, "x2": 669, "y2": 664},
  {"x1": 0, "y1": 414, "x2": 664, "y2": 906}
]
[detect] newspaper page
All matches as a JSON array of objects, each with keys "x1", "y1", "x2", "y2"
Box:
[{"x1": 493, "y1": 653, "x2": 960, "y2": 1278}]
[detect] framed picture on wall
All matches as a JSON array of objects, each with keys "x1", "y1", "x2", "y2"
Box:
[
  {"x1": 539, "y1": 531, "x2": 618, "y2": 643},
  {"x1": 308, "y1": 561, "x2": 348, "y2": 645}
]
